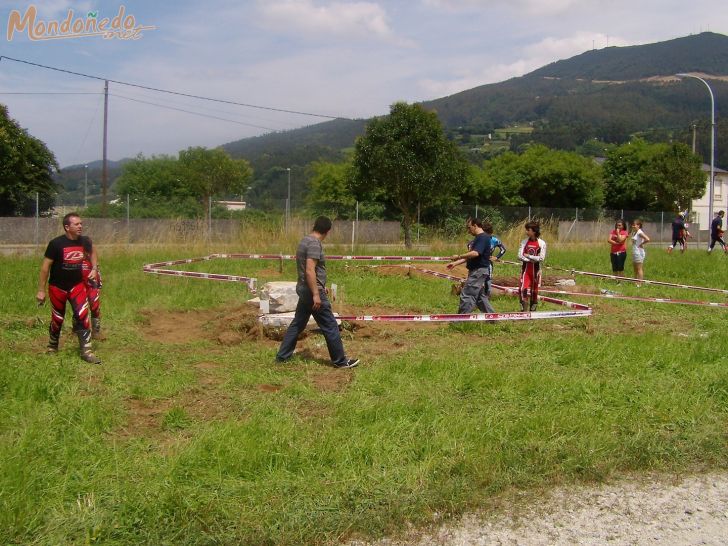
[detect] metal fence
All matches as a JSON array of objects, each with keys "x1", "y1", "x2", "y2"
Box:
[{"x1": 3, "y1": 192, "x2": 708, "y2": 246}]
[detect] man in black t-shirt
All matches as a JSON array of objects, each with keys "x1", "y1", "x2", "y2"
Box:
[
  {"x1": 668, "y1": 214, "x2": 687, "y2": 253},
  {"x1": 708, "y1": 210, "x2": 726, "y2": 253},
  {"x1": 447, "y1": 218, "x2": 494, "y2": 314},
  {"x1": 36, "y1": 213, "x2": 101, "y2": 364}
]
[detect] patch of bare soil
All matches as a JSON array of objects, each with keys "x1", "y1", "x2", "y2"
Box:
[
  {"x1": 140, "y1": 304, "x2": 267, "y2": 345},
  {"x1": 116, "y1": 397, "x2": 174, "y2": 438},
  {"x1": 308, "y1": 367, "x2": 353, "y2": 392},
  {"x1": 141, "y1": 308, "x2": 219, "y2": 344}
]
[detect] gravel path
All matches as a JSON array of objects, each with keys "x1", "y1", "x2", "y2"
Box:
[{"x1": 348, "y1": 473, "x2": 728, "y2": 545}]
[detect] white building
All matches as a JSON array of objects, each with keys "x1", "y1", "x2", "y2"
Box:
[
  {"x1": 691, "y1": 164, "x2": 728, "y2": 228},
  {"x1": 216, "y1": 200, "x2": 247, "y2": 211}
]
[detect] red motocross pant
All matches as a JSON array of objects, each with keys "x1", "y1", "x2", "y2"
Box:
[{"x1": 49, "y1": 283, "x2": 90, "y2": 335}]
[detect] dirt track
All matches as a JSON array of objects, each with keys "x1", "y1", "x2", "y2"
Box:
[{"x1": 348, "y1": 473, "x2": 728, "y2": 545}]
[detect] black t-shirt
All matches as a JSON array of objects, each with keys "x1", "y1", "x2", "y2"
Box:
[
  {"x1": 466, "y1": 232, "x2": 492, "y2": 271},
  {"x1": 671, "y1": 219, "x2": 685, "y2": 239},
  {"x1": 712, "y1": 216, "x2": 723, "y2": 237},
  {"x1": 44, "y1": 235, "x2": 91, "y2": 290}
]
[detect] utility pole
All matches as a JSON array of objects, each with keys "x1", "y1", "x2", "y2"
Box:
[
  {"x1": 84, "y1": 164, "x2": 88, "y2": 208},
  {"x1": 102, "y1": 80, "x2": 109, "y2": 216},
  {"x1": 692, "y1": 124, "x2": 697, "y2": 154},
  {"x1": 286, "y1": 167, "x2": 291, "y2": 232},
  {"x1": 677, "y1": 73, "x2": 717, "y2": 225}
]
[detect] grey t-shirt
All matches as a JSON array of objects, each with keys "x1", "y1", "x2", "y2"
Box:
[{"x1": 296, "y1": 234, "x2": 326, "y2": 290}]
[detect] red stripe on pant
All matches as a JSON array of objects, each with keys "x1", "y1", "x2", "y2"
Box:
[
  {"x1": 49, "y1": 283, "x2": 90, "y2": 334},
  {"x1": 520, "y1": 262, "x2": 541, "y2": 306}
]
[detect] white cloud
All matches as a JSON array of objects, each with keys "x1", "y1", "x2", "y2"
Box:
[
  {"x1": 256, "y1": 0, "x2": 413, "y2": 46},
  {"x1": 524, "y1": 32, "x2": 630, "y2": 60},
  {"x1": 421, "y1": 0, "x2": 588, "y2": 15},
  {"x1": 416, "y1": 31, "x2": 632, "y2": 99}
]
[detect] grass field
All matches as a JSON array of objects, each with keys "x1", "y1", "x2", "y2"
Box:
[{"x1": 2, "y1": 241, "x2": 728, "y2": 545}]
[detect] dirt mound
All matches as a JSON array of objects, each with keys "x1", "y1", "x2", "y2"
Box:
[{"x1": 141, "y1": 304, "x2": 268, "y2": 345}]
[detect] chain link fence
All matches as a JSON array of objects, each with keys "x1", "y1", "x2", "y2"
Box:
[{"x1": 2, "y1": 192, "x2": 710, "y2": 247}]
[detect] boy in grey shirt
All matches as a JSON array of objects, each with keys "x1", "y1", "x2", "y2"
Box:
[{"x1": 276, "y1": 216, "x2": 359, "y2": 368}]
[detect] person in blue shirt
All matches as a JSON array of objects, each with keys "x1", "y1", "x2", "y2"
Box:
[{"x1": 446, "y1": 217, "x2": 494, "y2": 313}]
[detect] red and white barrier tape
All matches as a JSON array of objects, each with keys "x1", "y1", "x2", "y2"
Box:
[
  {"x1": 144, "y1": 268, "x2": 257, "y2": 291},
  {"x1": 366, "y1": 264, "x2": 727, "y2": 311},
  {"x1": 338, "y1": 310, "x2": 590, "y2": 322},
  {"x1": 144, "y1": 255, "x2": 217, "y2": 269},
  {"x1": 500, "y1": 259, "x2": 728, "y2": 295},
  {"x1": 359, "y1": 264, "x2": 592, "y2": 311},
  {"x1": 219, "y1": 252, "x2": 453, "y2": 262},
  {"x1": 535, "y1": 288, "x2": 728, "y2": 309},
  {"x1": 143, "y1": 254, "x2": 726, "y2": 317}
]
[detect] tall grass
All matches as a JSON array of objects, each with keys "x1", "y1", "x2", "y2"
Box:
[{"x1": 1, "y1": 243, "x2": 728, "y2": 544}]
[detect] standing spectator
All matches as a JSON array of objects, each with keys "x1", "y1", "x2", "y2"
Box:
[
  {"x1": 631, "y1": 219, "x2": 651, "y2": 286},
  {"x1": 708, "y1": 210, "x2": 727, "y2": 253},
  {"x1": 36, "y1": 213, "x2": 101, "y2": 364},
  {"x1": 446, "y1": 217, "x2": 494, "y2": 314},
  {"x1": 668, "y1": 213, "x2": 687, "y2": 253},
  {"x1": 276, "y1": 216, "x2": 359, "y2": 369},
  {"x1": 608, "y1": 219, "x2": 629, "y2": 278},
  {"x1": 517, "y1": 221, "x2": 547, "y2": 312}
]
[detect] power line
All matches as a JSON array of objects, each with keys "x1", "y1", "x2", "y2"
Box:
[
  {"x1": 110, "y1": 86, "x2": 294, "y2": 128},
  {"x1": 0, "y1": 55, "x2": 350, "y2": 120},
  {"x1": 71, "y1": 93, "x2": 105, "y2": 167},
  {"x1": 111, "y1": 93, "x2": 281, "y2": 131},
  {"x1": 0, "y1": 92, "x2": 101, "y2": 95}
]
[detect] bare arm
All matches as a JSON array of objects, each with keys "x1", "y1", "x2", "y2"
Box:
[
  {"x1": 37, "y1": 257, "x2": 53, "y2": 304},
  {"x1": 305, "y1": 257, "x2": 322, "y2": 311},
  {"x1": 447, "y1": 249, "x2": 477, "y2": 270},
  {"x1": 88, "y1": 246, "x2": 99, "y2": 281}
]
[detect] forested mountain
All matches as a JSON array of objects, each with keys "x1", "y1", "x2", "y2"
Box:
[
  {"x1": 222, "y1": 32, "x2": 728, "y2": 168},
  {"x1": 221, "y1": 118, "x2": 367, "y2": 174}
]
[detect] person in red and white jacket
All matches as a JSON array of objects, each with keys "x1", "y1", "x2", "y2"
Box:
[{"x1": 517, "y1": 221, "x2": 547, "y2": 312}]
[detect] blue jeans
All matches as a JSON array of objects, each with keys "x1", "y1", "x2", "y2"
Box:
[
  {"x1": 458, "y1": 267, "x2": 495, "y2": 314},
  {"x1": 276, "y1": 286, "x2": 347, "y2": 365}
]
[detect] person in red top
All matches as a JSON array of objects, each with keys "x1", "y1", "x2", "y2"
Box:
[
  {"x1": 517, "y1": 221, "x2": 547, "y2": 312},
  {"x1": 36, "y1": 213, "x2": 101, "y2": 364},
  {"x1": 607, "y1": 219, "x2": 628, "y2": 279}
]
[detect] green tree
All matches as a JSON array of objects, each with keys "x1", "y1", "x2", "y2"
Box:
[
  {"x1": 0, "y1": 104, "x2": 59, "y2": 216},
  {"x1": 305, "y1": 160, "x2": 356, "y2": 219},
  {"x1": 603, "y1": 140, "x2": 655, "y2": 209},
  {"x1": 643, "y1": 143, "x2": 705, "y2": 211},
  {"x1": 351, "y1": 102, "x2": 468, "y2": 247},
  {"x1": 478, "y1": 145, "x2": 604, "y2": 208},
  {"x1": 603, "y1": 140, "x2": 704, "y2": 210},
  {"x1": 112, "y1": 149, "x2": 252, "y2": 219},
  {"x1": 178, "y1": 147, "x2": 253, "y2": 223},
  {"x1": 115, "y1": 154, "x2": 187, "y2": 200}
]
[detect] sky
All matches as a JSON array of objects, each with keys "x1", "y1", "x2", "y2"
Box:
[{"x1": 1, "y1": 0, "x2": 726, "y2": 168}]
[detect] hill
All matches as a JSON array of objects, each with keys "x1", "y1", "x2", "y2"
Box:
[{"x1": 221, "y1": 32, "x2": 728, "y2": 168}]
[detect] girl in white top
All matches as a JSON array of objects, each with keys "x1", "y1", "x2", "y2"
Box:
[{"x1": 631, "y1": 219, "x2": 651, "y2": 286}]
